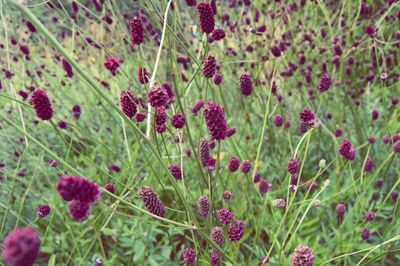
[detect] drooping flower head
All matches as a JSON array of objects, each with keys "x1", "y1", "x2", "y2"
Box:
[
  {"x1": 239, "y1": 72, "x2": 253, "y2": 96},
  {"x1": 2, "y1": 227, "x2": 41, "y2": 266},
  {"x1": 197, "y1": 2, "x2": 215, "y2": 33},
  {"x1": 31, "y1": 89, "x2": 53, "y2": 120},
  {"x1": 290, "y1": 246, "x2": 315, "y2": 266},
  {"x1": 138, "y1": 186, "x2": 165, "y2": 217},
  {"x1": 119, "y1": 91, "x2": 137, "y2": 119},
  {"x1": 129, "y1": 17, "x2": 144, "y2": 45},
  {"x1": 204, "y1": 101, "x2": 227, "y2": 140},
  {"x1": 57, "y1": 175, "x2": 101, "y2": 203}
]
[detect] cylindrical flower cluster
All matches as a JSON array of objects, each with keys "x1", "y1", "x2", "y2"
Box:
[
  {"x1": 197, "y1": 2, "x2": 215, "y2": 34},
  {"x1": 199, "y1": 138, "x2": 210, "y2": 167},
  {"x1": 204, "y1": 101, "x2": 228, "y2": 141},
  {"x1": 339, "y1": 139, "x2": 356, "y2": 160},
  {"x1": 138, "y1": 186, "x2": 166, "y2": 217},
  {"x1": 130, "y1": 17, "x2": 144, "y2": 45},
  {"x1": 197, "y1": 195, "x2": 210, "y2": 217},
  {"x1": 202, "y1": 55, "x2": 217, "y2": 78},
  {"x1": 119, "y1": 91, "x2": 137, "y2": 119},
  {"x1": 31, "y1": 89, "x2": 53, "y2": 121},
  {"x1": 228, "y1": 220, "x2": 245, "y2": 242},
  {"x1": 239, "y1": 72, "x2": 253, "y2": 96},
  {"x1": 290, "y1": 246, "x2": 315, "y2": 266}
]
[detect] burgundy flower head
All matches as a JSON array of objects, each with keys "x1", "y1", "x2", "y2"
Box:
[
  {"x1": 69, "y1": 200, "x2": 91, "y2": 221},
  {"x1": 287, "y1": 158, "x2": 299, "y2": 175},
  {"x1": 213, "y1": 72, "x2": 223, "y2": 85},
  {"x1": 228, "y1": 156, "x2": 240, "y2": 172},
  {"x1": 240, "y1": 160, "x2": 252, "y2": 174},
  {"x1": 105, "y1": 183, "x2": 115, "y2": 194},
  {"x1": 57, "y1": 175, "x2": 101, "y2": 203},
  {"x1": 210, "y1": 251, "x2": 221, "y2": 266},
  {"x1": 192, "y1": 100, "x2": 205, "y2": 115},
  {"x1": 228, "y1": 220, "x2": 246, "y2": 242},
  {"x1": 31, "y1": 89, "x2": 53, "y2": 120},
  {"x1": 204, "y1": 101, "x2": 227, "y2": 140},
  {"x1": 210, "y1": 28, "x2": 226, "y2": 42},
  {"x1": 202, "y1": 55, "x2": 217, "y2": 78},
  {"x1": 222, "y1": 190, "x2": 232, "y2": 200},
  {"x1": 138, "y1": 186, "x2": 165, "y2": 217},
  {"x1": 155, "y1": 107, "x2": 167, "y2": 134},
  {"x1": 168, "y1": 164, "x2": 184, "y2": 180},
  {"x1": 299, "y1": 108, "x2": 316, "y2": 128},
  {"x1": 361, "y1": 228, "x2": 370, "y2": 240},
  {"x1": 199, "y1": 138, "x2": 210, "y2": 167},
  {"x1": 183, "y1": 248, "x2": 196, "y2": 265},
  {"x1": 274, "y1": 114, "x2": 283, "y2": 127},
  {"x1": 104, "y1": 57, "x2": 120, "y2": 76},
  {"x1": 148, "y1": 86, "x2": 168, "y2": 107},
  {"x1": 218, "y1": 208, "x2": 233, "y2": 225},
  {"x1": 130, "y1": 17, "x2": 144, "y2": 45},
  {"x1": 171, "y1": 113, "x2": 186, "y2": 129},
  {"x1": 2, "y1": 227, "x2": 40, "y2": 266},
  {"x1": 211, "y1": 227, "x2": 225, "y2": 247},
  {"x1": 197, "y1": 2, "x2": 215, "y2": 33},
  {"x1": 318, "y1": 73, "x2": 332, "y2": 92},
  {"x1": 336, "y1": 203, "x2": 346, "y2": 218},
  {"x1": 270, "y1": 45, "x2": 281, "y2": 57},
  {"x1": 197, "y1": 195, "x2": 210, "y2": 217},
  {"x1": 365, "y1": 24, "x2": 377, "y2": 38},
  {"x1": 393, "y1": 140, "x2": 400, "y2": 153},
  {"x1": 339, "y1": 139, "x2": 356, "y2": 160},
  {"x1": 119, "y1": 91, "x2": 137, "y2": 119},
  {"x1": 259, "y1": 179, "x2": 272, "y2": 194},
  {"x1": 61, "y1": 58, "x2": 73, "y2": 78},
  {"x1": 239, "y1": 72, "x2": 253, "y2": 96},
  {"x1": 291, "y1": 246, "x2": 315, "y2": 266},
  {"x1": 137, "y1": 67, "x2": 149, "y2": 84},
  {"x1": 37, "y1": 204, "x2": 51, "y2": 218},
  {"x1": 26, "y1": 21, "x2": 37, "y2": 33}
]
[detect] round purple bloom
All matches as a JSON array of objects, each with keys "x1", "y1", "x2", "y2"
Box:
[
  {"x1": 299, "y1": 108, "x2": 316, "y2": 128},
  {"x1": 290, "y1": 246, "x2": 315, "y2": 266},
  {"x1": 361, "y1": 228, "x2": 370, "y2": 240},
  {"x1": 228, "y1": 220, "x2": 245, "y2": 242},
  {"x1": 105, "y1": 183, "x2": 115, "y2": 194},
  {"x1": 183, "y1": 248, "x2": 196, "y2": 265},
  {"x1": 210, "y1": 251, "x2": 221, "y2": 266},
  {"x1": 171, "y1": 113, "x2": 186, "y2": 129},
  {"x1": 218, "y1": 208, "x2": 233, "y2": 225},
  {"x1": 270, "y1": 45, "x2": 281, "y2": 57},
  {"x1": 228, "y1": 157, "x2": 240, "y2": 172},
  {"x1": 37, "y1": 204, "x2": 51, "y2": 218},
  {"x1": 222, "y1": 190, "x2": 232, "y2": 201},
  {"x1": 287, "y1": 158, "x2": 299, "y2": 175},
  {"x1": 240, "y1": 160, "x2": 252, "y2": 174},
  {"x1": 259, "y1": 179, "x2": 272, "y2": 194},
  {"x1": 210, "y1": 28, "x2": 226, "y2": 42},
  {"x1": 393, "y1": 140, "x2": 400, "y2": 153},
  {"x1": 2, "y1": 227, "x2": 40, "y2": 266},
  {"x1": 213, "y1": 72, "x2": 223, "y2": 85},
  {"x1": 274, "y1": 115, "x2": 283, "y2": 127},
  {"x1": 339, "y1": 139, "x2": 356, "y2": 160},
  {"x1": 148, "y1": 86, "x2": 168, "y2": 108},
  {"x1": 365, "y1": 24, "x2": 377, "y2": 38},
  {"x1": 336, "y1": 203, "x2": 346, "y2": 218},
  {"x1": 192, "y1": 100, "x2": 205, "y2": 116}
]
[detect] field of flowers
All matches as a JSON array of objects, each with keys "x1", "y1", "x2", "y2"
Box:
[{"x1": 0, "y1": 0, "x2": 399, "y2": 265}]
